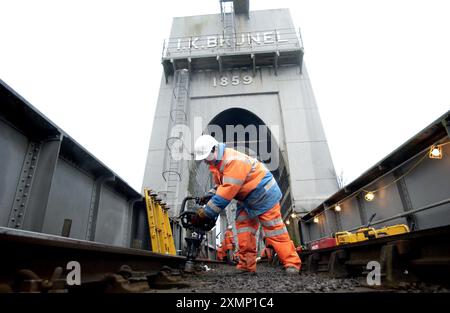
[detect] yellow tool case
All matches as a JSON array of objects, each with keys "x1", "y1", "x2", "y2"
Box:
[
  {"x1": 374, "y1": 224, "x2": 410, "y2": 237},
  {"x1": 335, "y1": 224, "x2": 409, "y2": 245}
]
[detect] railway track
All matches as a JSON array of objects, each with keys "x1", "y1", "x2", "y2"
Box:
[
  {"x1": 1, "y1": 225, "x2": 449, "y2": 293},
  {"x1": 300, "y1": 225, "x2": 450, "y2": 288},
  {"x1": 0, "y1": 227, "x2": 219, "y2": 293}
]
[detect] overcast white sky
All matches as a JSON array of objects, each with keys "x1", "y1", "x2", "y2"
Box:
[{"x1": 1, "y1": 0, "x2": 449, "y2": 191}]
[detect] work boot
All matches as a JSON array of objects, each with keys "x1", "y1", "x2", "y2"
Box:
[{"x1": 284, "y1": 266, "x2": 299, "y2": 275}]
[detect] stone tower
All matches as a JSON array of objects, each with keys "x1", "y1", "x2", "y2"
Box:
[{"x1": 143, "y1": 0, "x2": 338, "y2": 248}]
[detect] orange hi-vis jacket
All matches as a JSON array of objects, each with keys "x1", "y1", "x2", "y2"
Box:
[
  {"x1": 204, "y1": 144, "x2": 282, "y2": 220},
  {"x1": 223, "y1": 229, "x2": 235, "y2": 251},
  {"x1": 216, "y1": 245, "x2": 225, "y2": 261}
]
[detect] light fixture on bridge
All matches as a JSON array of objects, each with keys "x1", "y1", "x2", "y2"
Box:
[
  {"x1": 334, "y1": 205, "x2": 342, "y2": 212},
  {"x1": 291, "y1": 212, "x2": 297, "y2": 219},
  {"x1": 285, "y1": 219, "x2": 291, "y2": 225},
  {"x1": 313, "y1": 216, "x2": 319, "y2": 223},
  {"x1": 429, "y1": 145, "x2": 443, "y2": 159},
  {"x1": 364, "y1": 191, "x2": 375, "y2": 202}
]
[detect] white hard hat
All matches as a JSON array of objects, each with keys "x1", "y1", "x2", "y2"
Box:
[
  {"x1": 227, "y1": 225, "x2": 233, "y2": 230},
  {"x1": 194, "y1": 135, "x2": 218, "y2": 160}
]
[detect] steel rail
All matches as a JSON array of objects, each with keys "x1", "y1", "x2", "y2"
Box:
[{"x1": 0, "y1": 227, "x2": 220, "y2": 292}]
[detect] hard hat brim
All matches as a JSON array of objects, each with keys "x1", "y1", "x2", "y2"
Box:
[{"x1": 194, "y1": 151, "x2": 211, "y2": 160}]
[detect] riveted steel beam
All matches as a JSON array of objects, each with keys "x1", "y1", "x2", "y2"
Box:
[
  {"x1": 86, "y1": 175, "x2": 116, "y2": 241},
  {"x1": 22, "y1": 136, "x2": 63, "y2": 232},
  {"x1": 8, "y1": 141, "x2": 41, "y2": 230}
]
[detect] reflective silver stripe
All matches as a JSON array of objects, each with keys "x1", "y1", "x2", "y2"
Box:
[
  {"x1": 250, "y1": 160, "x2": 257, "y2": 173},
  {"x1": 219, "y1": 159, "x2": 228, "y2": 172},
  {"x1": 223, "y1": 176, "x2": 244, "y2": 185},
  {"x1": 265, "y1": 226, "x2": 288, "y2": 237},
  {"x1": 260, "y1": 217, "x2": 283, "y2": 227},
  {"x1": 236, "y1": 214, "x2": 250, "y2": 222},
  {"x1": 207, "y1": 200, "x2": 222, "y2": 213},
  {"x1": 237, "y1": 226, "x2": 257, "y2": 235},
  {"x1": 248, "y1": 159, "x2": 257, "y2": 174},
  {"x1": 264, "y1": 177, "x2": 277, "y2": 191},
  {"x1": 243, "y1": 158, "x2": 258, "y2": 182}
]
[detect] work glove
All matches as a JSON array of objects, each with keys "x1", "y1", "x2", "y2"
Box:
[
  {"x1": 191, "y1": 207, "x2": 216, "y2": 231},
  {"x1": 197, "y1": 206, "x2": 208, "y2": 218},
  {"x1": 199, "y1": 188, "x2": 217, "y2": 205}
]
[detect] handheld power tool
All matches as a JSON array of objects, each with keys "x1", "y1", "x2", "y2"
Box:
[{"x1": 179, "y1": 196, "x2": 216, "y2": 272}]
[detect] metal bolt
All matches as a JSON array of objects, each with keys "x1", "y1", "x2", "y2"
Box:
[
  {"x1": 28, "y1": 175, "x2": 32, "y2": 178},
  {"x1": 26, "y1": 184, "x2": 30, "y2": 187},
  {"x1": 11, "y1": 218, "x2": 15, "y2": 222},
  {"x1": 16, "y1": 198, "x2": 20, "y2": 201},
  {"x1": 23, "y1": 193, "x2": 28, "y2": 197},
  {"x1": 15, "y1": 224, "x2": 21, "y2": 228},
  {"x1": 18, "y1": 213, "x2": 23, "y2": 217},
  {"x1": 13, "y1": 208, "x2": 17, "y2": 211},
  {"x1": 20, "y1": 203, "x2": 25, "y2": 207},
  {"x1": 30, "y1": 165, "x2": 35, "y2": 169},
  {"x1": 32, "y1": 157, "x2": 37, "y2": 160}
]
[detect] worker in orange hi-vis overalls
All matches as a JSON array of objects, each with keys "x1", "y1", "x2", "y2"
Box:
[
  {"x1": 192, "y1": 135, "x2": 301, "y2": 275},
  {"x1": 261, "y1": 246, "x2": 273, "y2": 262},
  {"x1": 258, "y1": 238, "x2": 274, "y2": 264},
  {"x1": 216, "y1": 243, "x2": 225, "y2": 261},
  {"x1": 223, "y1": 225, "x2": 235, "y2": 264}
]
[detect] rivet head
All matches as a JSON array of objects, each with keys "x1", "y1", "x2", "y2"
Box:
[
  {"x1": 26, "y1": 184, "x2": 30, "y2": 187},
  {"x1": 11, "y1": 218, "x2": 15, "y2": 222},
  {"x1": 18, "y1": 213, "x2": 23, "y2": 217},
  {"x1": 15, "y1": 224, "x2": 21, "y2": 228},
  {"x1": 20, "y1": 203, "x2": 25, "y2": 207},
  {"x1": 32, "y1": 157, "x2": 37, "y2": 160}
]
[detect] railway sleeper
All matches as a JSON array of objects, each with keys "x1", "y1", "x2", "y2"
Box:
[{"x1": 3, "y1": 264, "x2": 192, "y2": 293}]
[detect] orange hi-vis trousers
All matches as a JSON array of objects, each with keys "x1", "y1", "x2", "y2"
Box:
[{"x1": 235, "y1": 203, "x2": 301, "y2": 272}]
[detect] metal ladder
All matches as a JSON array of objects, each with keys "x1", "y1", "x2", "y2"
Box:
[
  {"x1": 220, "y1": 0, "x2": 236, "y2": 49},
  {"x1": 162, "y1": 69, "x2": 190, "y2": 215}
]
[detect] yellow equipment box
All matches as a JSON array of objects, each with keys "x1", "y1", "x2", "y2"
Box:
[
  {"x1": 374, "y1": 224, "x2": 410, "y2": 237},
  {"x1": 335, "y1": 224, "x2": 409, "y2": 245}
]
